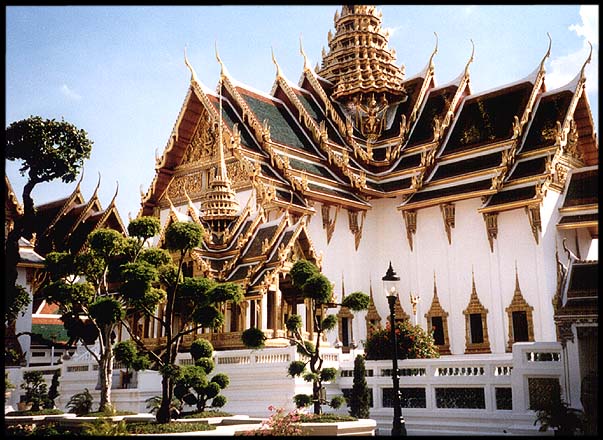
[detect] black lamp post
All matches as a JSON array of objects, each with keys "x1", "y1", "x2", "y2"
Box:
[{"x1": 382, "y1": 261, "x2": 407, "y2": 436}]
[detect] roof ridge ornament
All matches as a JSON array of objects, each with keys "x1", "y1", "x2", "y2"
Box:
[
  {"x1": 215, "y1": 41, "x2": 230, "y2": 79},
  {"x1": 271, "y1": 46, "x2": 282, "y2": 79},
  {"x1": 92, "y1": 171, "x2": 102, "y2": 199},
  {"x1": 428, "y1": 32, "x2": 438, "y2": 69},
  {"x1": 184, "y1": 45, "x2": 199, "y2": 85},
  {"x1": 299, "y1": 34, "x2": 311, "y2": 72},
  {"x1": 464, "y1": 39, "x2": 475, "y2": 77},
  {"x1": 539, "y1": 33, "x2": 552, "y2": 72},
  {"x1": 580, "y1": 41, "x2": 593, "y2": 78}
]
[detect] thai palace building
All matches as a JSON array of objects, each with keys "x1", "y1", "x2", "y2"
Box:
[{"x1": 6, "y1": 5, "x2": 597, "y2": 435}]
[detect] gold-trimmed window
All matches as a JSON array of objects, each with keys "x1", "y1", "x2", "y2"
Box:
[
  {"x1": 463, "y1": 272, "x2": 491, "y2": 354},
  {"x1": 505, "y1": 267, "x2": 535, "y2": 352},
  {"x1": 424, "y1": 273, "x2": 451, "y2": 355}
]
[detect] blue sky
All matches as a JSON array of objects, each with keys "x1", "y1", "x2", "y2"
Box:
[{"x1": 5, "y1": 5, "x2": 598, "y2": 222}]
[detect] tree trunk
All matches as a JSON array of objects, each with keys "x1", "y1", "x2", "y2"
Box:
[
  {"x1": 156, "y1": 374, "x2": 172, "y2": 423},
  {"x1": 98, "y1": 329, "x2": 114, "y2": 414}
]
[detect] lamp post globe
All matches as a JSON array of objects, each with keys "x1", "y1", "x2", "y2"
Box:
[{"x1": 382, "y1": 261, "x2": 407, "y2": 436}]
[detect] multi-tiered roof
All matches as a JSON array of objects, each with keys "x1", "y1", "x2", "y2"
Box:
[{"x1": 140, "y1": 4, "x2": 597, "y2": 277}]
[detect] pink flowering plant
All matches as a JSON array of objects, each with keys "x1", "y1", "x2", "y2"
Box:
[{"x1": 243, "y1": 405, "x2": 304, "y2": 436}]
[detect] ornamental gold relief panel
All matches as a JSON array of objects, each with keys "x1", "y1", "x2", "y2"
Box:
[{"x1": 167, "y1": 173, "x2": 204, "y2": 201}]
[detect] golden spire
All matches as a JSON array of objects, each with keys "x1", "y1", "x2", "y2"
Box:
[
  {"x1": 216, "y1": 78, "x2": 228, "y2": 181},
  {"x1": 200, "y1": 77, "x2": 240, "y2": 236},
  {"x1": 318, "y1": 5, "x2": 405, "y2": 101}
]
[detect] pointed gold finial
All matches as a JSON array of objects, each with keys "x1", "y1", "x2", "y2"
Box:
[
  {"x1": 341, "y1": 272, "x2": 346, "y2": 299},
  {"x1": 514, "y1": 261, "x2": 520, "y2": 291},
  {"x1": 580, "y1": 41, "x2": 593, "y2": 78},
  {"x1": 128, "y1": 211, "x2": 132, "y2": 222},
  {"x1": 184, "y1": 45, "x2": 199, "y2": 84},
  {"x1": 215, "y1": 41, "x2": 229, "y2": 79},
  {"x1": 299, "y1": 34, "x2": 311, "y2": 71},
  {"x1": 464, "y1": 39, "x2": 475, "y2": 77},
  {"x1": 109, "y1": 180, "x2": 119, "y2": 204},
  {"x1": 428, "y1": 32, "x2": 438, "y2": 68},
  {"x1": 76, "y1": 168, "x2": 85, "y2": 191},
  {"x1": 271, "y1": 46, "x2": 282, "y2": 78},
  {"x1": 92, "y1": 171, "x2": 102, "y2": 197}
]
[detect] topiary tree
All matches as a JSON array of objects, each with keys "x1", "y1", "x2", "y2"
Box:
[
  {"x1": 174, "y1": 339, "x2": 230, "y2": 413},
  {"x1": 5, "y1": 116, "x2": 93, "y2": 328},
  {"x1": 348, "y1": 355, "x2": 370, "y2": 418},
  {"x1": 242, "y1": 259, "x2": 369, "y2": 415},
  {"x1": 20, "y1": 371, "x2": 49, "y2": 412},
  {"x1": 364, "y1": 319, "x2": 440, "y2": 360}
]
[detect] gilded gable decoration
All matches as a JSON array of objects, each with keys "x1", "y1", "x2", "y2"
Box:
[
  {"x1": 167, "y1": 174, "x2": 204, "y2": 202},
  {"x1": 182, "y1": 109, "x2": 217, "y2": 164},
  {"x1": 347, "y1": 209, "x2": 366, "y2": 251},
  {"x1": 505, "y1": 264, "x2": 535, "y2": 352},
  {"x1": 321, "y1": 204, "x2": 339, "y2": 244},
  {"x1": 440, "y1": 203, "x2": 455, "y2": 244},
  {"x1": 482, "y1": 212, "x2": 498, "y2": 253},
  {"x1": 424, "y1": 272, "x2": 451, "y2": 355},
  {"x1": 463, "y1": 269, "x2": 491, "y2": 354},
  {"x1": 402, "y1": 210, "x2": 417, "y2": 251}
]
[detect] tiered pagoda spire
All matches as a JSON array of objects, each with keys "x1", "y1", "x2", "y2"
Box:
[
  {"x1": 317, "y1": 5, "x2": 408, "y2": 142},
  {"x1": 318, "y1": 4, "x2": 405, "y2": 100},
  {"x1": 200, "y1": 79, "x2": 240, "y2": 239}
]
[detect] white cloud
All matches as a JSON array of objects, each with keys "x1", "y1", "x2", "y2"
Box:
[
  {"x1": 60, "y1": 84, "x2": 82, "y2": 101},
  {"x1": 546, "y1": 5, "x2": 598, "y2": 94},
  {"x1": 569, "y1": 5, "x2": 598, "y2": 46}
]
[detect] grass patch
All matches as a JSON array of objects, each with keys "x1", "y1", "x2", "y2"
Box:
[
  {"x1": 126, "y1": 421, "x2": 216, "y2": 434},
  {"x1": 181, "y1": 410, "x2": 233, "y2": 419},
  {"x1": 5, "y1": 408, "x2": 64, "y2": 416},
  {"x1": 300, "y1": 414, "x2": 358, "y2": 423}
]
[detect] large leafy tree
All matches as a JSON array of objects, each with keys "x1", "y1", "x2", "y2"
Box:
[
  {"x1": 119, "y1": 220, "x2": 243, "y2": 424},
  {"x1": 41, "y1": 218, "x2": 161, "y2": 413},
  {"x1": 5, "y1": 116, "x2": 93, "y2": 323},
  {"x1": 242, "y1": 259, "x2": 369, "y2": 415}
]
